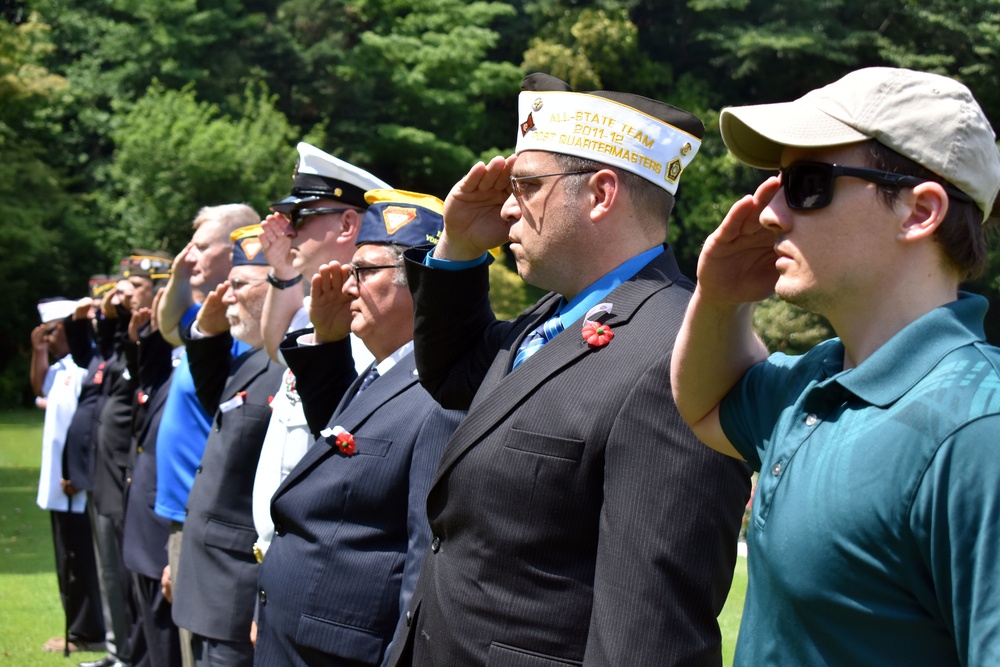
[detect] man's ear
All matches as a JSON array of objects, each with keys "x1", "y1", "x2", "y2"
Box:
[
  {"x1": 899, "y1": 181, "x2": 948, "y2": 243},
  {"x1": 588, "y1": 169, "x2": 619, "y2": 223},
  {"x1": 340, "y1": 208, "x2": 363, "y2": 241}
]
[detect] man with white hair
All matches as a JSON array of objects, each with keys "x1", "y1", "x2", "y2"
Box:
[{"x1": 171, "y1": 226, "x2": 328, "y2": 667}]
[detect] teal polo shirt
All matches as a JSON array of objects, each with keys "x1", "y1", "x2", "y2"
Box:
[{"x1": 720, "y1": 293, "x2": 1000, "y2": 666}]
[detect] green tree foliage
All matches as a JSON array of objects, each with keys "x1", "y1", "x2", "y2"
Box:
[
  {"x1": 753, "y1": 297, "x2": 832, "y2": 354},
  {"x1": 0, "y1": 13, "x2": 100, "y2": 401},
  {"x1": 286, "y1": 0, "x2": 524, "y2": 194},
  {"x1": 5, "y1": 0, "x2": 1000, "y2": 403},
  {"x1": 99, "y1": 83, "x2": 300, "y2": 254}
]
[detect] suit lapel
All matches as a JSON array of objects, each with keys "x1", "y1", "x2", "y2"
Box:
[
  {"x1": 272, "y1": 354, "x2": 421, "y2": 499},
  {"x1": 431, "y1": 251, "x2": 682, "y2": 487},
  {"x1": 220, "y1": 348, "x2": 269, "y2": 402}
]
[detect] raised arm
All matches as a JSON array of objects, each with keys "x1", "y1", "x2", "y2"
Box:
[
  {"x1": 670, "y1": 177, "x2": 781, "y2": 458},
  {"x1": 157, "y1": 242, "x2": 197, "y2": 346},
  {"x1": 259, "y1": 212, "x2": 304, "y2": 362}
]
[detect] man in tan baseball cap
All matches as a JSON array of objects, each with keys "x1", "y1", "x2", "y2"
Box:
[{"x1": 671, "y1": 67, "x2": 1000, "y2": 666}]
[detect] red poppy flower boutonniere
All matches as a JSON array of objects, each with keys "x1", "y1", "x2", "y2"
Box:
[
  {"x1": 321, "y1": 425, "x2": 356, "y2": 456},
  {"x1": 582, "y1": 302, "x2": 614, "y2": 348}
]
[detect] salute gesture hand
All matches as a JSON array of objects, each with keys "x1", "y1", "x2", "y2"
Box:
[
  {"x1": 309, "y1": 263, "x2": 353, "y2": 344},
  {"x1": 697, "y1": 177, "x2": 782, "y2": 305},
  {"x1": 436, "y1": 155, "x2": 516, "y2": 261},
  {"x1": 195, "y1": 282, "x2": 231, "y2": 336}
]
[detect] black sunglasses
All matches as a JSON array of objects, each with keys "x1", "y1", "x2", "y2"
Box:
[
  {"x1": 779, "y1": 161, "x2": 974, "y2": 211},
  {"x1": 288, "y1": 207, "x2": 350, "y2": 229}
]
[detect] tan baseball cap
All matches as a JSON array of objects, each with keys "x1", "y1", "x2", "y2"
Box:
[{"x1": 720, "y1": 67, "x2": 1000, "y2": 218}]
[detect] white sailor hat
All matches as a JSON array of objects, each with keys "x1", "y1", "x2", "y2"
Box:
[{"x1": 271, "y1": 142, "x2": 391, "y2": 213}]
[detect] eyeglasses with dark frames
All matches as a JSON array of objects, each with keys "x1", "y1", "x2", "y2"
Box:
[
  {"x1": 347, "y1": 263, "x2": 400, "y2": 284},
  {"x1": 509, "y1": 170, "x2": 597, "y2": 198},
  {"x1": 779, "y1": 161, "x2": 974, "y2": 211},
  {"x1": 288, "y1": 207, "x2": 351, "y2": 229},
  {"x1": 228, "y1": 277, "x2": 267, "y2": 292}
]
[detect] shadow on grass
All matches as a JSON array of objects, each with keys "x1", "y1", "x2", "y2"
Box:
[{"x1": 0, "y1": 466, "x2": 56, "y2": 575}]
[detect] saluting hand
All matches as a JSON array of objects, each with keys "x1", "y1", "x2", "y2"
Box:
[
  {"x1": 309, "y1": 262, "x2": 353, "y2": 344},
  {"x1": 436, "y1": 155, "x2": 516, "y2": 261},
  {"x1": 696, "y1": 176, "x2": 782, "y2": 305},
  {"x1": 195, "y1": 281, "x2": 231, "y2": 336},
  {"x1": 260, "y1": 212, "x2": 297, "y2": 279},
  {"x1": 128, "y1": 307, "x2": 152, "y2": 343}
]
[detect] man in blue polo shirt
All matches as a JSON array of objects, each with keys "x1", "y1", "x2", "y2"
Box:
[{"x1": 671, "y1": 67, "x2": 1000, "y2": 665}]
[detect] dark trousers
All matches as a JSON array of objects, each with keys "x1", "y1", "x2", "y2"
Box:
[
  {"x1": 192, "y1": 634, "x2": 254, "y2": 667},
  {"x1": 50, "y1": 509, "x2": 106, "y2": 643},
  {"x1": 131, "y1": 571, "x2": 182, "y2": 667}
]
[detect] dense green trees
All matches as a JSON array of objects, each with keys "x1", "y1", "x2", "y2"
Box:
[{"x1": 3, "y1": 0, "x2": 999, "y2": 401}]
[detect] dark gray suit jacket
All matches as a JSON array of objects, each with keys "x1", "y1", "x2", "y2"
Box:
[
  {"x1": 388, "y1": 247, "x2": 751, "y2": 667},
  {"x1": 254, "y1": 335, "x2": 463, "y2": 666},
  {"x1": 171, "y1": 328, "x2": 285, "y2": 642}
]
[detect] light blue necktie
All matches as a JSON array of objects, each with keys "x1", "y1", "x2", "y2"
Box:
[{"x1": 512, "y1": 316, "x2": 564, "y2": 369}]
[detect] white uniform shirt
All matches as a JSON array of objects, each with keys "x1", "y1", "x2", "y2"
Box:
[{"x1": 37, "y1": 355, "x2": 86, "y2": 513}]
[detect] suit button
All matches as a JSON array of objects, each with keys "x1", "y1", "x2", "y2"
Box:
[
  {"x1": 430, "y1": 536, "x2": 441, "y2": 553},
  {"x1": 259, "y1": 589, "x2": 267, "y2": 605},
  {"x1": 405, "y1": 611, "x2": 412, "y2": 627},
  {"x1": 274, "y1": 523, "x2": 284, "y2": 536},
  {"x1": 196, "y1": 465, "x2": 202, "y2": 473}
]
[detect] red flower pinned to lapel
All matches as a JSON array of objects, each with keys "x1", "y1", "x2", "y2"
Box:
[
  {"x1": 582, "y1": 302, "x2": 615, "y2": 348},
  {"x1": 335, "y1": 431, "x2": 356, "y2": 455},
  {"x1": 582, "y1": 321, "x2": 614, "y2": 347},
  {"x1": 321, "y1": 425, "x2": 356, "y2": 456}
]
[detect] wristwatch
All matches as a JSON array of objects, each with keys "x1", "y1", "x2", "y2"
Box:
[{"x1": 267, "y1": 271, "x2": 304, "y2": 290}]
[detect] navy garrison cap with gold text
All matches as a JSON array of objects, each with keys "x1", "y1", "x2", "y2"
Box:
[
  {"x1": 230, "y1": 225, "x2": 268, "y2": 267},
  {"x1": 356, "y1": 189, "x2": 444, "y2": 248},
  {"x1": 271, "y1": 142, "x2": 391, "y2": 214}
]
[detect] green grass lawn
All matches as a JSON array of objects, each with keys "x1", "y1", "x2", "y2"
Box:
[
  {"x1": 0, "y1": 409, "x2": 108, "y2": 665},
  {"x1": 0, "y1": 408, "x2": 747, "y2": 665}
]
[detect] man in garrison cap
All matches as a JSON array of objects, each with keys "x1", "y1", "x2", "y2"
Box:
[
  {"x1": 252, "y1": 190, "x2": 464, "y2": 666},
  {"x1": 171, "y1": 226, "x2": 287, "y2": 667},
  {"x1": 89, "y1": 249, "x2": 174, "y2": 667},
  {"x1": 248, "y1": 143, "x2": 386, "y2": 578},
  {"x1": 385, "y1": 74, "x2": 751, "y2": 666}
]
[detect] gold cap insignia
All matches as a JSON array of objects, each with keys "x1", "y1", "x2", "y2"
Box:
[
  {"x1": 665, "y1": 158, "x2": 683, "y2": 184},
  {"x1": 382, "y1": 206, "x2": 417, "y2": 234},
  {"x1": 241, "y1": 238, "x2": 263, "y2": 260}
]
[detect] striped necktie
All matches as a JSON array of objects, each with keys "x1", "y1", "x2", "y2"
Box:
[
  {"x1": 512, "y1": 316, "x2": 564, "y2": 370},
  {"x1": 357, "y1": 366, "x2": 380, "y2": 394}
]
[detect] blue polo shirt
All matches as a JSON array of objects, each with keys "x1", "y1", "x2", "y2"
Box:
[
  {"x1": 154, "y1": 305, "x2": 249, "y2": 523},
  {"x1": 720, "y1": 293, "x2": 1000, "y2": 666}
]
